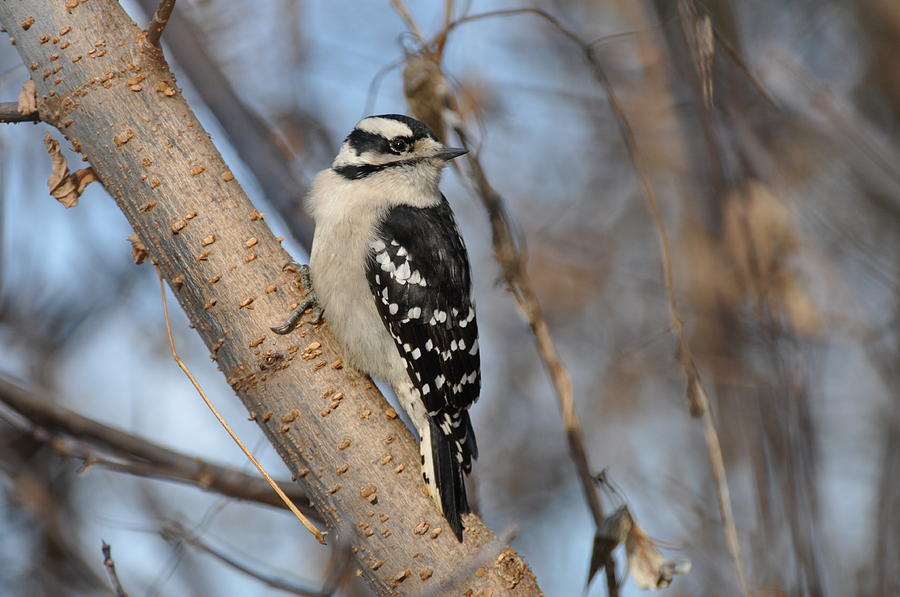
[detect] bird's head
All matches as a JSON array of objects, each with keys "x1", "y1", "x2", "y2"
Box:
[{"x1": 332, "y1": 114, "x2": 466, "y2": 180}]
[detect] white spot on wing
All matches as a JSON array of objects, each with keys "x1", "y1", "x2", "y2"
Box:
[{"x1": 394, "y1": 260, "x2": 411, "y2": 282}]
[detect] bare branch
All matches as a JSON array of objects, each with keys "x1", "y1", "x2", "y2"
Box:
[
  {"x1": 454, "y1": 124, "x2": 620, "y2": 597},
  {"x1": 101, "y1": 542, "x2": 130, "y2": 597},
  {"x1": 452, "y1": 7, "x2": 750, "y2": 594},
  {"x1": 0, "y1": 375, "x2": 320, "y2": 517},
  {"x1": 160, "y1": 520, "x2": 338, "y2": 597},
  {"x1": 146, "y1": 0, "x2": 175, "y2": 47},
  {"x1": 0, "y1": 100, "x2": 39, "y2": 123},
  {"x1": 133, "y1": 0, "x2": 316, "y2": 248}
]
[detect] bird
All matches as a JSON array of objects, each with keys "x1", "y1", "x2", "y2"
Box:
[{"x1": 272, "y1": 114, "x2": 479, "y2": 540}]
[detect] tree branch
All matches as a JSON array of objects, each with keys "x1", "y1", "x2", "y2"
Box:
[
  {"x1": 146, "y1": 0, "x2": 175, "y2": 47},
  {"x1": 133, "y1": 0, "x2": 316, "y2": 248},
  {"x1": 450, "y1": 7, "x2": 748, "y2": 593},
  {"x1": 160, "y1": 519, "x2": 343, "y2": 597},
  {"x1": 101, "y1": 542, "x2": 131, "y2": 597},
  {"x1": 0, "y1": 375, "x2": 319, "y2": 516},
  {"x1": 0, "y1": 100, "x2": 39, "y2": 123},
  {"x1": 0, "y1": 2, "x2": 541, "y2": 594}
]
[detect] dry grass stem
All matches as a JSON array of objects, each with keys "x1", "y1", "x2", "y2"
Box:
[{"x1": 156, "y1": 269, "x2": 326, "y2": 545}]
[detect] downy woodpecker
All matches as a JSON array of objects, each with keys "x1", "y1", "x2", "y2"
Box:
[{"x1": 273, "y1": 114, "x2": 479, "y2": 540}]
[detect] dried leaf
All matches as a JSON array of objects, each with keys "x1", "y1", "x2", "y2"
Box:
[
  {"x1": 402, "y1": 52, "x2": 451, "y2": 142},
  {"x1": 722, "y1": 180, "x2": 820, "y2": 335},
  {"x1": 43, "y1": 133, "x2": 98, "y2": 207},
  {"x1": 17, "y1": 80, "x2": 36, "y2": 115},
  {"x1": 128, "y1": 233, "x2": 149, "y2": 264},
  {"x1": 681, "y1": 179, "x2": 820, "y2": 339},
  {"x1": 587, "y1": 506, "x2": 633, "y2": 586},
  {"x1": 624, "y1": 509, "x2": 691, "y2": 590}
]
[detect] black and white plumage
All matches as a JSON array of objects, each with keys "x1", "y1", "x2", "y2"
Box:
[
  {"x1": 291, "y1": 114, "x2": 479, "y2": 539},
  {"x1": 367, "y1": 201, "x2": 480, "y2": 530}
]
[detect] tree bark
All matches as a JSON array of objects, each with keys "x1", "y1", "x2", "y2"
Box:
[{"x1": 0, "y1": 2, "x2": 543, "y2": 595}]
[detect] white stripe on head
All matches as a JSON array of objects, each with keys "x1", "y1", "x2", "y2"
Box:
[{"x1": 357, "y1": 116, "x2": 413, "y2": 139}]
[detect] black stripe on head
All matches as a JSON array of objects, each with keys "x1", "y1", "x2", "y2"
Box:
[
  {"x1": 345, "y1": 129, "x2": 396, "y2": 156},
  {"x1": 333, "y1": 162, "x2": 389, "y2": 180},
  {"x1": 333, "y1": 115, "x2": 439, "y2": 180}
]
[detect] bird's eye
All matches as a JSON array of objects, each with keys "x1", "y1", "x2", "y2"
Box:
[{"x1": 390, "y1": 139, "x2": 409, "y2": 153}]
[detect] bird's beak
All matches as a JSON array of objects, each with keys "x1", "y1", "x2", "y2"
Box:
[{"x1": 433, "y1": 147, "x2": 467, "y2": 161}]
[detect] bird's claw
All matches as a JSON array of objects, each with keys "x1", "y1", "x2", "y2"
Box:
[{"x1": 271, "y1": 262, "x2": 323, "y2": 335}]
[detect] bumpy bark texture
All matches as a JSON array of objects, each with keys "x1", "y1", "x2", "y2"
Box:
[{"x1": 0, "y1": 1, "x2": 543, "y2": 595}]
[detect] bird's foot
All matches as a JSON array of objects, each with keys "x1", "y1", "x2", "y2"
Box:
[{"x1": 271, "y1": 262, "x2": 323, "y2": 335}]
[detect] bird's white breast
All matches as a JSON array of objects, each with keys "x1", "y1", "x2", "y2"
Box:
[{"x1": 305, "y1": 168, "x2": 440, "y2": 385}]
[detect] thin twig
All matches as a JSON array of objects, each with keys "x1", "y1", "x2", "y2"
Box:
[
  {"x1": 454, "y1": 125, "x2": 618, "y2": 597},
  {"x1": 389, "y1": 0, "x2": 426, "y2": 46},
  {"x1": 455, "y1": 8, "x2": 749, "y2": 594},
  {"x1": 363, "y1": 58, "x2": 405, "y2": 118},
  {"x1": 156, "y1": 269, "x2": 327, "y2": 545},
  {"x1": 146, "y1": 0, "x2": 176, "y2": 47},
  {"x1": 438, "y1": 8, "x2": 665, "y2": 51},
  {"x1": 0, "y1": 375, "x2": 319, "y2": 518},
  {"x1": 431, "y1": 5, "x2": 751, "y2": 594},
  {"x1": 101, "y1": 542, "x2": 130, "y2": 597},
  {"x1": 160, "y1": 520, "x2": 334, "y2": 597},
  {"x1": 712, "y1": 29, "x2": 779, "y2": 109},
  {"x1": 585, "y1": 38, "x2": 751, "y2": 597},
  {"x1": 0, "y1": 101, "x2": 38, "y2": 123}
]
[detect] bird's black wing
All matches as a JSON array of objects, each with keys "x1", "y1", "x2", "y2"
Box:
[{"x1": 365, "y1": 196, "x2": 480, "y2": 538}]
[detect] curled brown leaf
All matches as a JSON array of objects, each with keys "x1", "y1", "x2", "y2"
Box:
[
  {"x1": 44, "y1": 132, "x2": 98, "y2": 208},
  {"x1": 128, "y1": 233, "x2": 149, "y2": 264}
]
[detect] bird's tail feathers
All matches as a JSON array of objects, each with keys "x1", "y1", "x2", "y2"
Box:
[{"x1": 421, "y1": 418, "x2": 469, "y2": 541}]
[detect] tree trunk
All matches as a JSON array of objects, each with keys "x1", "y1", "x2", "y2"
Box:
[{"x1": 0, "y1": 1, "x2": 542, "y2": 595}]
